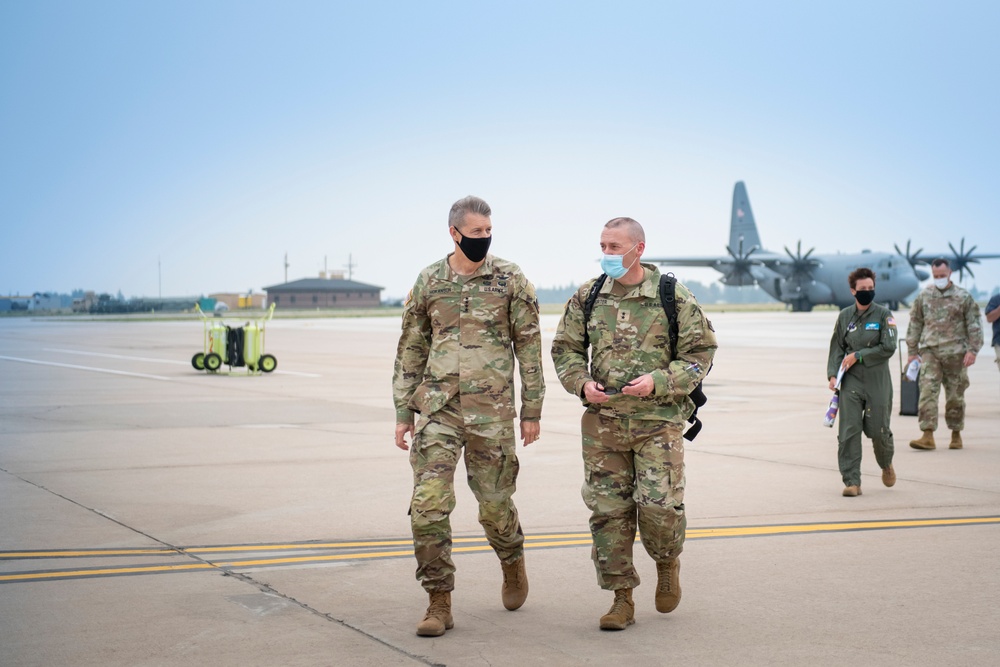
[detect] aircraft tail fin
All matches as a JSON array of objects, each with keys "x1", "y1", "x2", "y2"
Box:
[{"x1": 729, "y1": 181, "x2": 762, "y2": 254}]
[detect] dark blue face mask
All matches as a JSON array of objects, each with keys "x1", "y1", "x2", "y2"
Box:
[{"x1": 454, "y1": 228, "x2": 491, "y2": 262}]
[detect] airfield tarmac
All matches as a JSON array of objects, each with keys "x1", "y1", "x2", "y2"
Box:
[{"x1": 1, "y1": 309, "x2": 998, "y2": 667}]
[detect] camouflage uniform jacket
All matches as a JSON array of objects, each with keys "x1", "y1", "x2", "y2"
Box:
[
  {"x1": 905, "y1": 283, "x2": 984, "y2": 357},
  {"x1": 392, "y1": 253, "x2": 545, "y2": 426},
  {"x1": 551, "y1": 264, "x2": 718, "y2": 422}
]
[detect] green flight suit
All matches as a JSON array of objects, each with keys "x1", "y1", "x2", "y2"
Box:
[{"x1": 826, "y1": 303, "x2": 898, "y2": 487}]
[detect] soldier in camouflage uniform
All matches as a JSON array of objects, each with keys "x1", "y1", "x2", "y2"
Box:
[
  {"x1": 826, "y1": 267, "x2": 898, "y2": 497},
  {"x1": 905, "y1": 259, "x2": 984, "y2": 450},
  {"x1": 392, "y1": 195, "x2": 545, "y2": 637},
  {"x1": 551, "y1": 217, "x2": 717, "y2": 631}
]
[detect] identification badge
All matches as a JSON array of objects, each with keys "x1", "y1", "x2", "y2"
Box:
[{"x1": 865, "y1": 322, "x2": 880, "y2": 330}]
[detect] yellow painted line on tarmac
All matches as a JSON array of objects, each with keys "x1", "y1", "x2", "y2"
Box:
[
  {"x1": 0, "y1": 562, "x2": 214, "y2": 583},
  {"x1": 3, "y1": 516, "x2": 998, "y2": 584},
  {"x1": 0, "y1": 548, "x2": 178, "y2": 559},
  {"x1": 685, "y1": 516, "x2": 1000, "y2": 539}
]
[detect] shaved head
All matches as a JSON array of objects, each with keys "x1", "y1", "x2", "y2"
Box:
[{"x1": 604, "y1": 217, "x2": 645, "y2": 244}]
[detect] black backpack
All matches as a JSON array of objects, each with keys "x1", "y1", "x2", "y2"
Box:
[{"x1": 582, "y1": 273, "x2": 708, "y2": 441}]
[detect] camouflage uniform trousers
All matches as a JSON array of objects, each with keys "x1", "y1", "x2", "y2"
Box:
[
  {"x1": 409, "y1": 402, "x2": 524, "y2": 593},
  {"x1": 581, "y1": 408, "x2": 686, "y2": 591},
  {"x1": 917, "y1": 347, "x2": 970, "y2": 432}
]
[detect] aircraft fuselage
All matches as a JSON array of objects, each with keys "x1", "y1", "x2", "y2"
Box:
[{"x1": 750, "y1": 250, "x2": 920, "y2": 311}]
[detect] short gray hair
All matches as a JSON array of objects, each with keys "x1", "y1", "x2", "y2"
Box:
[
  {"x1": 449, "y1": 196, "x2": 492, "y2": 229},
  {"x1": 604, "y1": 217, "x2": 645, "y2": 243}
]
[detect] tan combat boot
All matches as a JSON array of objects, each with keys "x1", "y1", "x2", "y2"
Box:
[
  {"x1": 949, "y1": 431, "x2": 963, "y2": 449},
  {"x1": 909, "y1": 430, "x2": 936, "y2": 450},
  {"x1": 881, "y1": 465, "x2": 896, "y2": 487},
  {"x1": 599, "y1": 588, "x2": 635, "y2": 631},
  {"x1": 842, "y1": 485, "x2": 862, "y2": 497},
  {"x1": 415, "y1": 591, "x2": 453, "y2": 637},
  {"x1": 501, "y1": 556, "x2": 528, "y2": 610},
  {"x1": 655, "y1": 558, "x2": 682, "y2": 613}
]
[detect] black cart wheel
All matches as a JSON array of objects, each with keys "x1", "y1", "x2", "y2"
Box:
[
  {"x1": 204, "y1": 352, "x2": 223, "y2": 372},
  {"x1": 259, "y1": 354, "x2": 277, "y2": 373},
  {"x1": 191, "y1": 352, "x2": 205, "y2": 370}
]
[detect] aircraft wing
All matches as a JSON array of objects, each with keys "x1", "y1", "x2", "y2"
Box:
[
  {"x1": 643, "y1": 256, "x2": 733, "y2": 267},
  {"x1": 911, "y1": 252, "x2": 1000, "y2": 262}
]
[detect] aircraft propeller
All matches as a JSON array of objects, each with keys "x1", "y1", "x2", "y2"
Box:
[
  {"x1": 783, "y1": 240, "x2": 819, "y2": 283},
  {"x1": 948, "y1": 237, "x2": 980, "y2": 281},
  {"x1": 721, "y1": 238, "x2": 759, "y2": 286},
  {"x1": 893, "y1": 240, "x2": 925, "y2": 269}
]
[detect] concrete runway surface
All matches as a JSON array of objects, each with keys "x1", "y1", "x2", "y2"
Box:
[{"x1": 1, "y1": 310, "x2": 998, "y2": 666}]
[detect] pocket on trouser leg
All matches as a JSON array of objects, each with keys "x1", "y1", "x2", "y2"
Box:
[{"x1": 466, "y1": 424, "x2": 518, "y2": 503}]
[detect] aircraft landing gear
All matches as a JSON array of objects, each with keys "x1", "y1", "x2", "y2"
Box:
[{"x1": 790, "y1": 298, "x2": 813, "y2": 312}]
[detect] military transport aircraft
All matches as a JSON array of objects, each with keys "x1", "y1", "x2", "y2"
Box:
[{"x1": 647, "y1": 181, "x2": 1000, "y2": 311}]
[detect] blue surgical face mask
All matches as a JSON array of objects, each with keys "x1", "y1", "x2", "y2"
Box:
[{"x1": 601, "y1": 244, "x2": 638, "y2": 279}]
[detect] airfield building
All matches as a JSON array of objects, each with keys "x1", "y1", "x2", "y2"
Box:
[{"x1": 263, "y1": 273, "x2": 383, "y2": 309}]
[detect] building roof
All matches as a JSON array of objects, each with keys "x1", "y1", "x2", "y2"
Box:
[{"x1": 262, "y1": 278, "x2": 383, "y2": 292}]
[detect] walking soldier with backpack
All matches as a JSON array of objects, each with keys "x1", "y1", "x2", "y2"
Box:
[{"x1": 551, "y1": 217, "x2": 717, "y2": 631}]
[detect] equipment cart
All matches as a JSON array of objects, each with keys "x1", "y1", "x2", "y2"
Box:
[{"x1": 191, "y1": 303, "x2": 277, "y2": 374}]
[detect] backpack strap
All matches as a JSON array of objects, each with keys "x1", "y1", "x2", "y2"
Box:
[
  {"x1": 659, "y1": 273, "x2": 679, "y2": 359},
  {"x1": 581, "y1": 274, "x2": 608, "y2": 349},
  {"x1": 585, "y1": 271, "x2": 706, "y2": 441},
  {"x1": 659, "y1": 272, "x2": 708, "y2": 441}
]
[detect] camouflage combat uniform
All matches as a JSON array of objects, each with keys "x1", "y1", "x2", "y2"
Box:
[
  {"x1": 827, "y1": 303, "x2": 898, "y2": 486},
  {"x1": 392, "y1": 253, "x2": 544, "y2": 593},
  {"x1": 551, "y1": 264, "x2": 717, "y2": 591},
  {"x1": 905, "y1": 283, "x2": 983, "y2": 432}
]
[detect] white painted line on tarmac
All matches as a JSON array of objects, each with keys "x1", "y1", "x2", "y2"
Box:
[
  {"x1": 45, "y1": 348, "x2": 187, "y2": 365},
  {"x1": 0, "y1": 355, "x2": 172, "y2": 381},
  {"x1": 43, "y1": 348, "x2": 322, "y2": 378}
]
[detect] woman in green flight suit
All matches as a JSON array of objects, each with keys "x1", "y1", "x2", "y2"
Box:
[{"x1": 826, "y1": 267, "x2": 898, "y2": 496}]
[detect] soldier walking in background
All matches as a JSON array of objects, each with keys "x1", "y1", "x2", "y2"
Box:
[
  {"x1": 551, "y1": 217, "x2": 717, "y2": 631},
  {"x1": 392, "y1": 195, "x2": 545, "y2": 637},
  {"x1": 906, "y1": 259, "x2": 984, "y2": 450}
]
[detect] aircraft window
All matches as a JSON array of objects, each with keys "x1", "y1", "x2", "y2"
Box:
[{"x1": 882, "y1": 273, "x2": 890, "y2": 281}]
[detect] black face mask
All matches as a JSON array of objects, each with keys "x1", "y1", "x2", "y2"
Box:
[
  {"x1": 855, "y1": 290, "x2": 875, "y2": 306},
  {"x1": 454, "y1": 228, "x2": 491, "y2": 262}
]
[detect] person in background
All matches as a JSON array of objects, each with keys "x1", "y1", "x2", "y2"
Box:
[
  {"x1": 905, "y1": 259, "x2": 983, "y2": 450},
  {"x1": 826, "y1": 267, "x2": 898, "y2": 497}
]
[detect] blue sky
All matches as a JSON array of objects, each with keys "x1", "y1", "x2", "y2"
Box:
[{"x1": 2, "y1": 1, "x2": 998, "y2": 301}]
